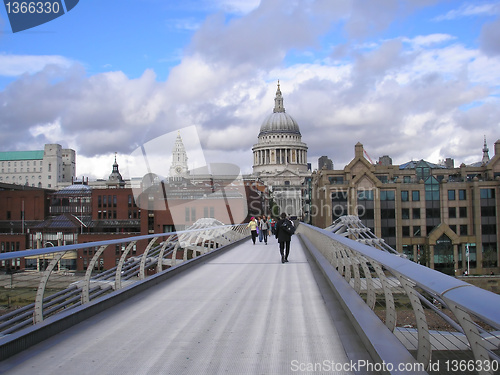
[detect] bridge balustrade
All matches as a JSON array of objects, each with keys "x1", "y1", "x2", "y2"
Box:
[
  {"x1": 0, "y1": 221, "x2": 249, "y2": 342},
  {"x1": 297, "y1": 222, "x2": 500, "y2": 375}
]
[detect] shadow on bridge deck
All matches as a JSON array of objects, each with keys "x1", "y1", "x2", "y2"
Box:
[{"x1": 0, "y1": 236, "x2": 375, "y2": 374}]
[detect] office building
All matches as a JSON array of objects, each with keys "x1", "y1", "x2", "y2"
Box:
[{"x1": 311, "y1": 140, "x2": 500, "y2": 275}]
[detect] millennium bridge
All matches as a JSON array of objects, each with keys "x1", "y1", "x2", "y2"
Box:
[{"x1": 0, "y1": 218, "x2": 499, "y2": 374}]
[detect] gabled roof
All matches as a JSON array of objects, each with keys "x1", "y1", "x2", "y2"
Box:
[
  {"x1": 399, "y1": 159, "x2": 445, "y2": 170},
  {"x1": 31, "y1": 214, "x2": 91, "y2": 230}
]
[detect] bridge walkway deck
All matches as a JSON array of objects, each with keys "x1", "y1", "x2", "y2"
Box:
[{"x1": 0, "y1": 235, "x2": 374, "y2": 374}]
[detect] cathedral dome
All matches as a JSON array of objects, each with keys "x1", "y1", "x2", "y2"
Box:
[
  {"x1": 259, "y1": 112, "x2": 300, "y2": 136},
  {"x1": 258, "y1": 81, "x2": 301, "y2": 137}
]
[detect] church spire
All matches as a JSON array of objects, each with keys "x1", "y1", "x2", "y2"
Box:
[
  {"x1": 107, "y1": 152, "x2": 125, "y2": 187},
  {"x1": 273, "y1": 80, "x2": 285, "y2": 113},
  {"x1": 169, "y1": 131, "x2": 189, "y2": 178},
  {"x1": 482, "y1": 136, "x2": 490, "y2": 165}
]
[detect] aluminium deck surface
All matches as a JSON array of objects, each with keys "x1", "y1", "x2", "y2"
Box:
[{"x1": 0, "y1": 237, "x2": 367, "y2": 375}]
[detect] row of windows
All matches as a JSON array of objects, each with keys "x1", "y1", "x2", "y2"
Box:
[
  {"x1": 98, "y1": 195, "x2": 117, "y2": 208},
  {"x1": 185, "y1": 207, "x2": 215, "y2": 222},
  {"x1": 358, "y1": 205, "x2": 497, "y2": 221},
  {"x1": 97, "y1": 210, "x2": 121, "y2": 219},
  {"x1": 0, "y1": 241, "x2": 20, "y2": 252},
  {"x1": 354, "y1": 188, "x2": 488, "y2": 202},
  {"x1": 0, "y1": 175, "x2": 43, "y2": 181},
  {"x1": 1, "y1": 168, "x2": 43, "y2": 173},
  {"x1": 1, "y1": 161, "x2": 42, "y2": 167},
  {"x1": 402, "y1": 225, "x2": 469, "y2": 237}
]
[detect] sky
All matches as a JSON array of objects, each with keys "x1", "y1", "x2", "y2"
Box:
[{"x1": 0, "y1": 0, "x2": 499, "y2": 180}]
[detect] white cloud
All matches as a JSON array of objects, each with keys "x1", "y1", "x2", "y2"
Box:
[
  {"x1": 0, "y1": 54, "x2": 74, "y2": 76},
  {"x1": 433, "y1": 3, "x2": 500, "y2": 21},
  {"x1": 215, "y1": 0, "x2": 261, "y2": 14},
  {"x1": 403, "y1": 34, "x2": 456, "y2": 48}
]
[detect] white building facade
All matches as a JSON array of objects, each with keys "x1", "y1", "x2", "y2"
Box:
[{"x1": 0, "y1": 144, "x2": 75, "y2": 189}]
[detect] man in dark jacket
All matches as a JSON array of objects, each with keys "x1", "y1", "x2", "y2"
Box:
[{"x1": 275, "y1": 212, "x2": 293, "y2": 263}]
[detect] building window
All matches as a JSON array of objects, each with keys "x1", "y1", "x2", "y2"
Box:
[
  {"x1": 381, "y1": 226, "x2": 395, "y2": 237},
  {"x1": 459, "y1": 189, "x2": 466, "y2": 200},
  {"x1": 412, "y1": 208, "x2": 420, "y2": 219},
  {"x1": 426, "y1": 208, "x2": 440, "y2": 219},
  {"x1": 412, "y1": 191, "x2": 420, "y2": 201},
  {"x1": 448, "y1": 190, "x2": 455, "y2": 200},
  {"x1": 416, "y1": 162, "x2": 431, "y2": 180},
  {"x1": 449, "y1": 207, "x2": 456, "y2": 219},
  {"x1": 358, "y1": 207, "x2": 374, "y2": 220},
  {"x1": 402, "y1": 208, "x2": 409, "y2": 220},
  {"x1": 380, "y1": 190, "x2": 395, "y2": 201},
  {"x1": 480, "y1": 189, "x2": 495, "y2": 199},
  {"x1": 402, "y1": 226, "x2": 410, "y2": 237},
  {"x1": 459, "y1": 207, "x2": 467, "y2": 218},
  {"x1": 425, "y1": 176, "x2": 440, "y2": 200},
  {"x1": 328, "y1": 176, "x2": 344, "y2": 184},
  {"x1": 460, "y1": 225, "x2": 468, "y2": 236},
  {"x1": 481, "y1": 206, "x2": 496, "y2": 217},
  {"x1": 381, "y1": 208, "x2": 395, "y2": 219},
  {"x1": 357, "y1": 190, "x2": 373, "y2": 201},
  {"x1": 481, "y1": 225, "x2": 496, "y2": 235},
  {"x1": 482, "y1": 243, "x2": 498, "y2": 268},
  {"x1": 401, "y1": 191, "x2": 409, "y2": 202},
  {"x1": 403, "y1": 245, "x2": 414, "y2": 260}
]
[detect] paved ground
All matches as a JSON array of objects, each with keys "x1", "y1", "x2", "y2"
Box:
[{"x1": 0, "y1": 236, "x2": 371, "y2": 375}]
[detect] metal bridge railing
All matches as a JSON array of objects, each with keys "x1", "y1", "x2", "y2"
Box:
[
  {"x1": 0, "y1": 219, "x2": 249, "y2": 338},
  {"x1": 298, "y1": 222, "x2": 500, "y2": 375}
]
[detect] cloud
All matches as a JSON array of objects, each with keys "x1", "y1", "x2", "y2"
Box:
[
  {"x1": 166, "y1": 17, "x2": 202, "y2": 31},
  {"x1": 343, "y1": 0, "x2": 441, "y2": 40},
  {"x1": 214, "y1": 0, "x2": 261, "y2": 14},
  {"x1": 0, "y1": 54, "x2": 74, "y2": 76},
  {"x1": 433, "y1": 3, "x2": 500, "y2": 21},
  {"x1": 1, "y1": 0, "x2": 499, "y2": 180},
  {"x1": 480, "y1": 17, "x2": 500, "y2": 56},
  {"x1": 403, "y1": 34, "x2": 456, "y2": 48}
]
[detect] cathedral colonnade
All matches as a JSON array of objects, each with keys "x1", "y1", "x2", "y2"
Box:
[{"x1": 253, "y1": 148, "x2": 307, "y2": 165}]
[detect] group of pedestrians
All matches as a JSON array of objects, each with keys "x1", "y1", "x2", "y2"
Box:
[{"x1": 247, "y1": 213, "x2": 294, "y2": 264}]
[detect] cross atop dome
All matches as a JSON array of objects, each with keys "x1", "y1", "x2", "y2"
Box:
[{"x1": 273, "y1": 80, "x2": 285, "y2": 113}]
